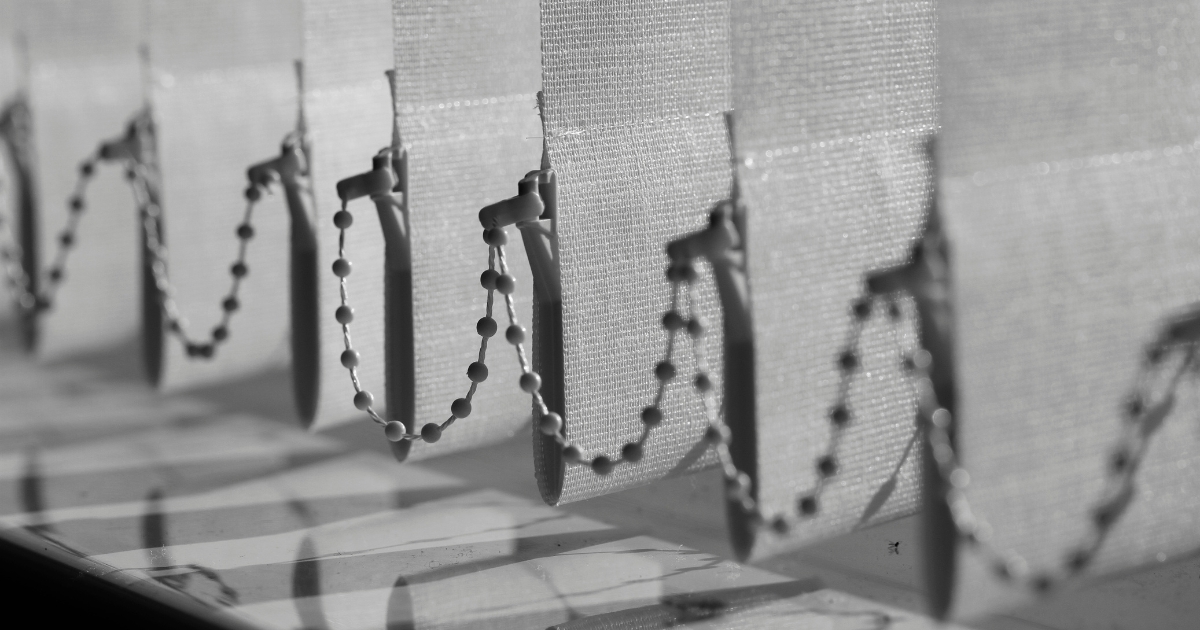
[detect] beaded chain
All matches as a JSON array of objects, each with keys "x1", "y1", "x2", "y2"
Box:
[
  {"x1": 327, "y1": 118, "x2": 1168, "y2": 590},
  {"x1": 326, "y1": 162, "x2": 921, "y2": 535},
  {"x1": 330, "y1": 197, "x2": 422, "y2": 441},
  {"x1": 337, "y1": 220, "x2": 686, "y2": 467},
  {"x1": 653, "y1": 206, "x2": 929, "y2": 534},
  {"x1": 0, "y1": 109, "x2": 279, "y2": 360},
  {"x1": 121, "y1": 154, "x2": 271, "y2": 359},
  {"x1": 669, "y1": 264, "x2": 754, "y2": 507},
  {"x1": 855, "y1": 186, "x2": 1191, "y2": 594},
  {"x1": 496, "y1": 226, "x2": 671, "y2": 474},
  {"x1": 326, "y1": 159, "x2": 903, "y2": 542},
  {"x1": 909, "y1": 314, "x2": 1194, "y2": 594},
  {"x1": 678, "y1": 194, "x2": 1181, "y2": 561},
  {"x1": 478, "y1": 201, "x2": 900, "y2": 502},
  {"x1": 0, "y1": 155, "x2": 98, "y2": 315},
  {"x1": 686, "y1": 281, "x2": 916, "y2": 533},
  {"x1": 330, "y1": 177, "x2": 689, "y2": 460},
  {"x1": 330, "y1": 171, "x2": 908, "y2": 513}
]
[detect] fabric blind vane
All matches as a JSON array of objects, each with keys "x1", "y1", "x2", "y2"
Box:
[
  {"x1": 1, "y1": 0, "x2": 401, "y2": 428},
  {"x1": 242, "y1": 127, "x2": 320, "y2": 421},
  {"x1": 0, "y1": 0, "x2": 19, "y2": 251},
  {"x1": 8, "y1": 3, "x2": 1200, "y2": 623},
  {"x1": 144, "y1": 0, "x2": 301, "y2": 392},
  {"x1": 135, "y1": 0, "x2": 390, "y2": 422},
  {"x1": 372, "y1": 0, "x2": 541, "y2": 461},
  {"x1": 3, "y1": 109, "x2": 153, "y2": 358},
  {"x1": 0, "y1": 0, "x2": 25, "y2": 337},
  {"x1": 478, "y1": 163, "x2": 691, "y2": 478},
  {"x1": 332, "y1": 131, "x2": 554, "y2": 454},
  {"x1": 332, "y1": 135, "x2": 413, "y2": 454},
  {"x1": 6, "y1": 0, "x2": 144, "y2": 362},
  {"x1": 304, "y1": 0, "x2": 394, "y2": 430},
  {"x1": 0, "y1": 87, "x2": 36, "y2": 343},
  {"x1": 536, "y1": 0, "x2": 732, "y2": 505},
  {"x1": 938, "y1": 0, "x2": 1200, "y2": 620},
  {"x1": 97, "y1": 109, "x2": 318, "y2": 389},
  {"x1": 726, "y1": 0, "x2": 936, "y2": 561}
]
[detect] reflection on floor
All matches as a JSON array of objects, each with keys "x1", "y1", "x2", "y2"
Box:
[{"x1": 1, "y1": 343, "x2": 1197, "y2": 630}]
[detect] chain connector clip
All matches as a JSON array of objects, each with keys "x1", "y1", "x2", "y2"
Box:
[
  {"x1": 337, "y1": 149, "x2": 403, "y2": 203},
  {"x1": 666, "y1": 199, "x2": 752, "y2": 343},
  {"x1": 98, "y1": 110, "x2": 153, "y2": 164},
  {"x1": 479, "y1": 169, "x2": 560, "y2": 302},
  {"x1": 478, "y1": 171, "x2": 547, "y2": 229},
  {"x1": 336, "y1": 148, "x2": 408, "y2": 256},
  {"x1": 246, "y1": 138, "x2": 306, "y2": 191}
]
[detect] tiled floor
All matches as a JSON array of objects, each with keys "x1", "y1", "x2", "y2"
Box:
[{"x1": 1, "y1": 338, "x2": 1197, "y2": 629}]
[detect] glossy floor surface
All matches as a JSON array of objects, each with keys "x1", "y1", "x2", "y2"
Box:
[{"x1": 1, "y1": 334, "x2": 1198, "y2": 629}]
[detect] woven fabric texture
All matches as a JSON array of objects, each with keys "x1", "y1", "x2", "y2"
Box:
[
  {"x1": 539, "y1": 0, "x2": 732, "y2": 504},
  {"x1": 19, "y1": 0, "x2": 144, "y2": 361},
  {"x1": 940, "y1": 1, "x2": 1200, "y2": 619},
  {"x1": 731, "y1": 0, "x2": 936, "y2": 560},
  {"x1": 147, "y1": 0, "x2": 301, "y2": 392},
  {"x1": 303, "y1": 0, "x2": 394, "y2": 430},
  {"x1": 390, "y1": 0, "x2": 542, "y2": 460}
]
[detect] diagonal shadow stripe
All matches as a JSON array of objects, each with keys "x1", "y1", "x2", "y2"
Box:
[
  {"x1": 0, "y1": 448, "x2": 348, "y2": 517},
  {"x1": 663, "y1": 437, "x2": 712, "y2": 478},
  {"x1": 228, "y1": 526, "x2": 632, "y2": 605},
  {"x1": 545, "y1": 578, "x2": 826, "y2": 629},
  {"x1": 48, "y1": 484, "x2": 470, "y2": 554},
  {"x1": 856, "y1": 426, "x2": 919, "y2": 528}
]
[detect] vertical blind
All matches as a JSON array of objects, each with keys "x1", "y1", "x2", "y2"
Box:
[
  {"x1": 20, "y1": 0, "x2": 144, "y2": 360},
  {"x1": 2, "y1": 0, "x2": 1199, "y2": 622},
  {"x1": 145, "y1": 0, "x2": 299, "y2": 391},
  {"x1": 538, "y1": 0, "x2": 730, "y2": 504},
  {"x1": 303, "y1": 0, "x2": 394, "y2": 429},
  {"x1": 731, "y1": 0, "x2": 937, "y2": 560},
  {"x1": 390, "y1": 0, "x2": 542, "y2": 460},
  {"x1": 941, "y1": 0, "x2": 1200, "y2": 618}
]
